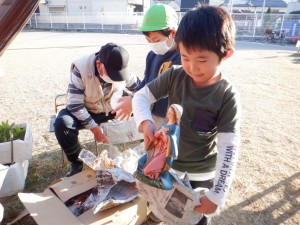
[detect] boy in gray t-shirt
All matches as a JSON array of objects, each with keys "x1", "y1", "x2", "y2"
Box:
[{"x1": 133, "y1": 5, "x2": 241, "y2": 224}]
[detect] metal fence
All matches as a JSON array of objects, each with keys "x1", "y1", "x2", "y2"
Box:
[
  {"x1": 28, "y1": 12, "x2": 144, "y2": 32},
  {"x1": 232, "y1": 13, "x2": 300, "y2": 42},
  {"x1": 27, "y1": 12, "x2": 300, "y2": 42}
]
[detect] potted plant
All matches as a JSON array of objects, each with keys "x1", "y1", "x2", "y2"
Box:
[
  {"x1": 0, "y1": 120, "x2": 32, "y2": 164},
  {"x1": 0, "y1": 120, "x2": 32, "y2": 197}
]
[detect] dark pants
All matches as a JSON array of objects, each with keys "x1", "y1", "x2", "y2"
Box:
[
  {"x1": 190, "y1": 179, "x2": 214, "y2": 225},
  {"x1": 54, "y1": 108, "x2": 115, "y2": 165}
]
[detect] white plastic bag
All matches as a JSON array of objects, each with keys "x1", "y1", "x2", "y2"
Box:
[
  {"x1": 0, "y1": 203, "x2": 3, "y2": 223},
  {"x1": 100, "y1": 117, "x2": 143, "y2": 144}
]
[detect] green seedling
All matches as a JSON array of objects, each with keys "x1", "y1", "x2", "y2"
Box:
[{"x1": 0, "y1": 120, "x2": 26, "y2": 143}]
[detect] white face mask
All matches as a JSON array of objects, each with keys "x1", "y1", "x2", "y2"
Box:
[
  {"x1": 101, "y1": 74, "x2": 114, "y2": 83},
  {"x1": 148, "y1": 38, "x2": 174, "y2": 55},
  {"x1": 99, "y1": 64, "x2": 114, "y2": 83}
]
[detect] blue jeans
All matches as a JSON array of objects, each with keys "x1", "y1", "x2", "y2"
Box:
[{"x1": 54, "y1": 108, "x2": 115, "y2": 164}]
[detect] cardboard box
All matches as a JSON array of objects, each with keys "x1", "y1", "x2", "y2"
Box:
[{"x1": 18, "y1": 169, "x2": 147, "y2": 225}]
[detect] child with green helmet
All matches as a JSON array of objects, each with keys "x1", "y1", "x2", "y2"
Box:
[{"x1": 112, "y1": 3, "x2": 181, "y2": 129}]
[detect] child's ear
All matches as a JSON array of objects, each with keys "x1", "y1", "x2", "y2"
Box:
[
  {"x1": 223, "y1": 48, "x2": 235, "y2": 60},
  {"x1": 170, "y1": 28, "x2": 176, "y2": 38}
]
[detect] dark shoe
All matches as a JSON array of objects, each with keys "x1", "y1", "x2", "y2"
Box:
[
  {"x1": 148, "y1": 211, "x2": 162, "y2": 223},
  {"x1": 65, "y1": 163, "x2": 83, "y2": 177},
  {"x1": 196, "y1": 216, "x2": 211, "y2": 225}
]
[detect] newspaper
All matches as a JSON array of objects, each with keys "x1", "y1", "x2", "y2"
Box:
[
  {"x1": 135, "y1": 170, "x2": 204, "y2": 225},
  {"x1": 78, "y1": 149, "x2": 139, "y2": 214}
]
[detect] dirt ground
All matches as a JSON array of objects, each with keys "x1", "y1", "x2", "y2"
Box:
[{"x1": 0, "y1": 31, "x2": 299, "y2": 225}]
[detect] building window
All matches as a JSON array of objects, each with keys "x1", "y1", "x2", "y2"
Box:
[{"x1": 49, "y1": 6, "x2": 65, "y2": 13}]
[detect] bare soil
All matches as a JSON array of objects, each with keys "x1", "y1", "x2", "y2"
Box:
[{"x1": 0, "y1": 31, "x2": 299, "y2": 225}]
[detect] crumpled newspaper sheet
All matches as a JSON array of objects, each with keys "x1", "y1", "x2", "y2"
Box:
[
  {"x1": 78, "y1": 149, "x2": 139, "y2": 214},
  {"x1": 136, "y1": 170, "x2": 205, "y2": 225},
  {"x1": 82, "y1": 143, "x2": 145, "y2": 174}
]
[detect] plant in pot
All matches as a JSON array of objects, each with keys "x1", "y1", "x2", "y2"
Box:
[
  {"x1": 0, "y1": 120, "x2": 26, "y2": 142},
  {"x1": 0, "y1": 120, "x2": 33, "y2": 197}
]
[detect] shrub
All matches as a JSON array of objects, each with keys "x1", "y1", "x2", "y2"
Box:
[{"x1": 0, "y1": 120, "x2": 26, "y2": 143}]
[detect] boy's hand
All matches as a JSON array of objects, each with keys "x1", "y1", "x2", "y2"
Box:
[
  {"x1": 91, "y1": 126, "x2": 110, "y2": 144},
  {"x1": 159, "y1": 126, "x2": 169, "y2": 134},
  {"x1": 111, "y1": 96, "x2": 132, "y2": 121},
  {"x1": 140, "y1": 120, "x2": 156, "y2": 150},
  {"x1": 194, "y1": 196, "x2": 218, "y2": 215}
]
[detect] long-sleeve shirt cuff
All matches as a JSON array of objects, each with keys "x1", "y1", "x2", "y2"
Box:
[{"x1": 132, "y1": 86, "x2": 156, "y2": 131}]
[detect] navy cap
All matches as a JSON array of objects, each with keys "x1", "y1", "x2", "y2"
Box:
[{"x1": 97, "y1": 43, "x2": 130, "y2": 82}]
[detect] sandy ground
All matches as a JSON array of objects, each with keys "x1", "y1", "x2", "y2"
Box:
[{"x1": 0, "y1": 31, "x2": 299, "y2": 225}]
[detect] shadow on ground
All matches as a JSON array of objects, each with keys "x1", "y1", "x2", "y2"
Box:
[
  {"x1": 289, "y1": 52, "x2": 300, "y2": 64},
  {"x1": 215, "y1": 172, "x2": 300, "y2": 225}
]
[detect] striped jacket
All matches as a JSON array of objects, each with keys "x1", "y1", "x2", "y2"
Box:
[{"x1": 66, "y1": 53, "x2": 124, "y2": 129}]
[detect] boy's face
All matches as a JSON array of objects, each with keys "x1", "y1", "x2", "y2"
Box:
[{"x1": 178, "y1": 42, "x2": 222, "y2": 87}]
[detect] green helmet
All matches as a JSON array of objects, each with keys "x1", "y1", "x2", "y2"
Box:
[{"x1": 139, "y1": 3, "x2": 178, "y2": 32}]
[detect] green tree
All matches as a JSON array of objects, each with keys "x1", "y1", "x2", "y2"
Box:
[{"x1": 263, "y1": 7, "x2": 273, "y2": 31}]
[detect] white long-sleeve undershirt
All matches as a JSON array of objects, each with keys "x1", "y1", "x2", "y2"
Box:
[{"x1": 132, "y1": 86, "x2": 240, "y2": 207}]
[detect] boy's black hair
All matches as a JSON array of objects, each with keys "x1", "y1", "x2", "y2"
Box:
[
  {"x1": 175, "y1": 5, "x2": 235, "y2": 59},
  {"x1": 142, "y1": 28, "x2": 172, "y2": 37}
]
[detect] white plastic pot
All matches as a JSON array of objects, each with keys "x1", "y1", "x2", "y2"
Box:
[
  {"x1": 0, "y1": 122, "x2": 33, "y2": 164},
  {"x1": 0, "y1": 160, "x2": 29, "y2": 197}
]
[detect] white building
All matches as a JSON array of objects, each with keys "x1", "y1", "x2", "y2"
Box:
[
  {"x1": 39, "y1": 0, "x2": 151, "y2": 14},
  {"x1": 286, "y1": 0, "x2": 300, "y2": 13},
  {"x1": 221, "y1": 0, "x2": 288, "y2": 13}
]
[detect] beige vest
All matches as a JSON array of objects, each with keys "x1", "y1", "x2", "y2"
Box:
[{"x1": 71, "y1": 53, "x2": 124, "y2": 115}]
